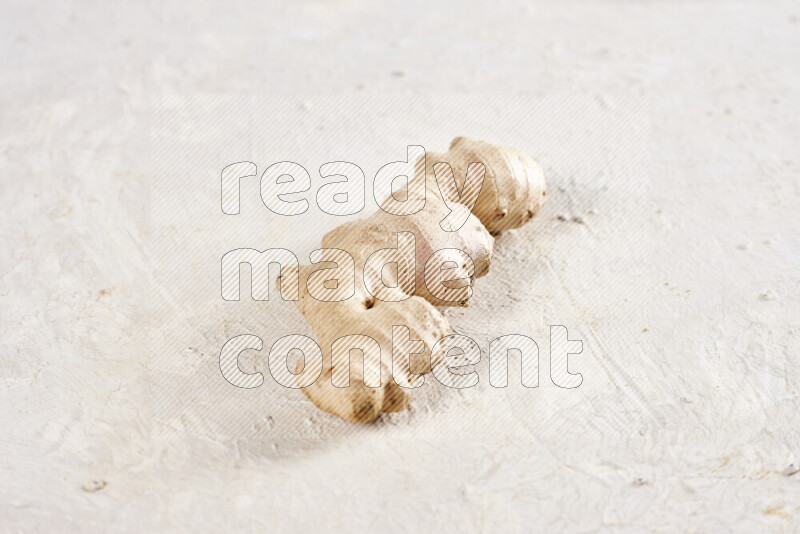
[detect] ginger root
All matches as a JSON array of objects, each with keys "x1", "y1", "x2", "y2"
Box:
[
  {"x1": 427, "y1": 136, "x2": 547, "y2": 233},
  {"x1": 284, "y1": 137, "x2": 546, "y2": 422}
]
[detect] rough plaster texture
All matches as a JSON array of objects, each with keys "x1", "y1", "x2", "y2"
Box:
[{"x1": 1, "y1": 1, "x2": 799, "y2": 532}]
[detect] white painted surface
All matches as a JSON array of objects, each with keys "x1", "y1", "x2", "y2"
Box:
[{"x1": 1, "y1": 1, "x2": 799, "y2": 532}]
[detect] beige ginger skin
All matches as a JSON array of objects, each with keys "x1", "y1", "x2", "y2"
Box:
[{"x1": 282, "y1": 136, "x2": 547, "y2": 423}]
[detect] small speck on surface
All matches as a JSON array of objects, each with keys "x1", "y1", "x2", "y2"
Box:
[
  {"x1": 782, "y1": 464, "x2": 799, "y2": 477},
  {"x1": 82, "y1": 480, "x2": 107, "y2": 492},
  {"x1": 764, "y1": 505, "x2": 789, "y2": 518}
]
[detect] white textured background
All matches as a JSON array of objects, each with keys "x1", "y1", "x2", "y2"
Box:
[{"x1": 1, "y1": 1, "x2": 799, "y2": 532}]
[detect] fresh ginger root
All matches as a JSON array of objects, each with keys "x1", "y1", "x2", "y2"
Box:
[
  {"x1": 284, "y1": 136, "x2": 546, "y2": 423},
  {"x1": 428, "y1": 136, "x2": 547, "y2": 233}
]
